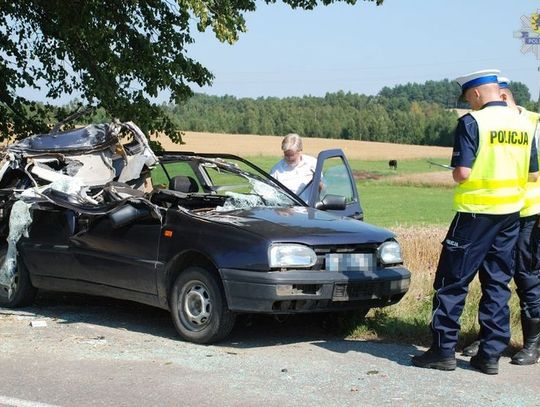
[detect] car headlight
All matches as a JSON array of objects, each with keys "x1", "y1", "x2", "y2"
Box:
[
  {"x1": 377, "y1": 241, "x2": 403, "y2": 265},
  {"x1": 269, "y1": 244, "x2": 317, "y2": 268}
]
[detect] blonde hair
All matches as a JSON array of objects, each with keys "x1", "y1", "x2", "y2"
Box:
[{"x1": 281, "y1": 133, "x2": 303, "y2": 152}]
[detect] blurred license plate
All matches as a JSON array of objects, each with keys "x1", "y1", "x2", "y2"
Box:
[{"x1": 326, "y1": 253, "x2": 374, "y2": 272}]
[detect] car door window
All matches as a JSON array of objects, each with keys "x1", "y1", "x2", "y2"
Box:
[
  {"x1": 152, "y1": 162, "x2": 201, "y2": 190},
  {"x1": 203, "y1": 165, "x2": 252, "y2": 194},
  {"x1": 319, "y1": 156, "x2": 356, "y2": 204}
]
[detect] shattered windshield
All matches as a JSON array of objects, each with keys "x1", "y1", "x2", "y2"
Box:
[{"x1": 153, "y1": 156, "x2": 300, "y2": 210}]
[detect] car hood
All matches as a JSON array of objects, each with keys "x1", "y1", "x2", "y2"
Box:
[{"x1": 205, "y1": 207, "x2": 394, "y2": 245}]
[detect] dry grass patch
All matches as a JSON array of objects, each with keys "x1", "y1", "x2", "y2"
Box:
[
  {"x1": 384, "y1": 171, "x2": 455, "y2": 188},
  {"x1": 350, "y1": 225, "x2": 524, "y2": 351},
  {"x1": 154, "y1": 131, "x2": 453, "y2": 161}
]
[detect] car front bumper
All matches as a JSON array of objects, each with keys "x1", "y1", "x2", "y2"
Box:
[{"x1": 219, "y1": 267, "x2": 411, "y2": 313}]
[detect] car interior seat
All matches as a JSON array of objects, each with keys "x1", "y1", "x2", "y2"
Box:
[{"x1": 169, "y1": 175, "x2": 199, "y2": 193}]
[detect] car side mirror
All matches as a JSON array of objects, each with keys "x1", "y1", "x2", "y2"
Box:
[
  {"x1": 109, "y1": 204, "x2": 150, "y2": 228},
  {"x1": 315, "y1": 194, "x2": 346, "y2": 211}
]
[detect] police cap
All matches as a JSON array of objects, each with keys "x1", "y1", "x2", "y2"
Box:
[
  {"x1": 498, "y1": 76, "x2": 510, "y2": 89},
  {"x1": 455, "y1": 69, "x2": 501, "y2": 101}
]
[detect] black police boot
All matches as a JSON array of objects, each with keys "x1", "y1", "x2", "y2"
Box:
[
  {"x1": 470, "y1": 354, "x2": 499, "y2": 375},
  {"x1": 461, "y1": 339, "x2": 480, "y2": 357},
  {"x1": 411, "y1": 348, "x2": 456, "y2": 371},
  {"x1": 511, "y1": 316, "x2": 540, "y2": 365}
]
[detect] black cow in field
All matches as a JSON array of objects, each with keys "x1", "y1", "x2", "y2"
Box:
[{"x1": 388, "y1": 159, "x2": 398, "y2": 170}]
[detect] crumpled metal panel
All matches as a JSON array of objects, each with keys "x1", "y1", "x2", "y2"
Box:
[
  {"x1": 0, "y1": 121, "x2": 161, "y2": 291},
  {"x1": 11, "y1": 124, "x2": 114, "y2": 153},
  {"x1": 0, "y1": 200, "x2": 32, "y2": 289}
]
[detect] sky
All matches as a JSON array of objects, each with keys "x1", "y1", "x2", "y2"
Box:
[
  {"x1": 186, "y1": 0, "x2": 540, "y2": 101},
  {"x1": 17, "y1": 0, "x2": 540, "y2": 104}
]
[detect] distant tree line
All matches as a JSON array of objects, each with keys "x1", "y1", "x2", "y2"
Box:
[
  {"x1": 379, "y1": 79, "x2": 534, "y2": 110},
  {"x1": 79, "y1": 79, "x2": 535, "y2": 148},
  {"x1": 161, "y1": 91, "x2": 458, "y2": 146}
]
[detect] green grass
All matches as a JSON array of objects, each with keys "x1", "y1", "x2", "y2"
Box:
[
  {"x1": 359, "y1": 183, "x2": 454, "y2": 227},
  {"x1": 245, "y1": 155, "x2": 281, "y2": 172},
  {"x1": 151, "y1": 162, "x2": 195, "y2": 186},
  {"x1": 351, "y1": 279, "x2": 524, "y2": 353},
  {"x1": 347, "y1": 157, "x2": 451, "y2": 176},
  {"x1": 159, "y1": 156, "x2": 454, "y2": 227},
  {"x1": 247, "y1": 157, "x2": 455, "y2": 227},
  {"x1": 247, "y1": 155, "x2": 450, "y2": 176}
]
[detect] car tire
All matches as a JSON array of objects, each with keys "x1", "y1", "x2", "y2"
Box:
[
  {"x1": 0, "y1": 247, "x2": 37, "y2": 308},
  {"x1": 170, "y1": 266, "x2": 236, "y2": 344}
]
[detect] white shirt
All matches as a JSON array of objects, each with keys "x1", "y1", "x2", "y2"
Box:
[{"x1": 270, "y1": 154, "x2": 317, "y2": 201}]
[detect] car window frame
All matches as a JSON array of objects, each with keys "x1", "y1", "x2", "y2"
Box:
[{"x1": 306, "y1": 149, "x2": 363, "y2": 220}]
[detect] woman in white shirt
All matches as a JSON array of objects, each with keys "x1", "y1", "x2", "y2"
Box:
[{"x1": 270, "y1": 133, "x2": 316, "y2": 201}]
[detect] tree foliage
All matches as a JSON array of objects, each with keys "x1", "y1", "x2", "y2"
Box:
[
  {"x1": 0, "y1": 0, "x2": 381, "y2": 141},
  {"x1": 508, "y1": 82, "x2": 532, "y2": 107},
  {"x1": 379, "y1": 78, "x2": 535, "y2": 110},
  {"x1": 161, "y1": 90, "x2": 458, "y2": 146},
  {"x1": 78, "y1": 77, "x2": 535, "y2": 148},
  {"x1": 379, "y1": 79, "x2": 462, "y2": 108},
  {"x1": 157, "y1": 78, "x2": 535, "y2": 147}
]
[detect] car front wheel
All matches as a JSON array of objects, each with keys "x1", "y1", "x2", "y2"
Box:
[
  {"x1": 0, "y1": 248, "x2": 37, "y2": 308},
  {"x1": 170, "y1": 266, "x2": 236, "y2": 344}
]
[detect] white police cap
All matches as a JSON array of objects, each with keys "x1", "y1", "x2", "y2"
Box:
[
  {"x1": 498, "y1": 76, "x2": 510, "y2": 89},
  {"x1": 455, "y1": 69, "x2": 501, "y2": 93}
]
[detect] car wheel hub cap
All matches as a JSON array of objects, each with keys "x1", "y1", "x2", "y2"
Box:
[{"x1": 183, "y1": 284, "x2": 211, "y2": 327}]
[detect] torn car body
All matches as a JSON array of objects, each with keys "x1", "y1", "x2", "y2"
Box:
[
  {"x1": 0, "y1": 121, "x2": 158, "y2": 292},
  {"x1": 0, "y1": 123, "x2": 410, "y2": 344}
]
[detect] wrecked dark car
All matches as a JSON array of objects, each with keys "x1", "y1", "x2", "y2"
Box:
[{"x1": 0, "y1": 122, "x2": 411, "y2": 344}]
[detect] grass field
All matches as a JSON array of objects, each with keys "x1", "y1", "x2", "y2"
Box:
[
  {"x1": 359, "y1": 184, "x2": 454, "y2": 227},
  {"x1": 155, "y1": 131, "x2": 453, "y2": 160},
  {"x1": 247, "y1": 155, "x2": 455, "y2": 227},
  {"x1": 158, "y1": 131, "x2": 525, "y2": 351},
  {"x1": 366, "y1": 226, "x2": 524, "y2": 353}
]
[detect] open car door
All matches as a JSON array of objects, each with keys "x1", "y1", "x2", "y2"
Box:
[{"x1": 304, "y1": 149, "x2": 364, "y2": 220}]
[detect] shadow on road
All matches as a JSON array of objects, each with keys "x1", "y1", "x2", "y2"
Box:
[
  {"x1": 2, "y1": 291, "x2": 463, "y2": 367},
  {"x1": 314, "y1": 340, "x2": 418, "y2": 367},
  {"x1": 7, "y1": 292, "x2": 363, "y2": 346},
  {"x1": 8, "y1": 290, "x2": 179, "y2": 340},
  {"x1": 6, "y1": 291, "x2": 346, "y2": 345}
]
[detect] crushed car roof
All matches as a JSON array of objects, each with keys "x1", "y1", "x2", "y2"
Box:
[
  {"x1": 9, "y1": 124, "x2": 115, "y2": 153},
  {"x1": 1, "y1": 121, "x2": 158, "y2": 187},
  {"x1": 0, "y1": 121, "x2": 159, "y2": 291}
]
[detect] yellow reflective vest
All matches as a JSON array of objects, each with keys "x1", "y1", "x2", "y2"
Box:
[
  {"x1": 453, "y1": 105, "x2": 534, "y2": 214},
  {"x1": 520, "y1": 108, "x2": 540, "y2": 217}
]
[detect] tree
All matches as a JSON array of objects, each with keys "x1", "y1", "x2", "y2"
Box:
[
  {"x1": 509, "y1": 81, "x2": 532, "y2": 107},
  {"x1": 0, "y1": 0, "x2": 382, "y2": 142}
]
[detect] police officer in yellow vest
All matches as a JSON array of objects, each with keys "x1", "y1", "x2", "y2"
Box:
[
  {"x1": 412, "y1": 69, "x2": 539, "y2": 374},
  {"x1": 462, "y1": 76, "x2": 540, "y2": 365}
]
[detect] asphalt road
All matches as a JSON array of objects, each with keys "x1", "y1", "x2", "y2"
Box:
[{"x1": 1, "y1": 292, "x2": 539, "y2": 407}]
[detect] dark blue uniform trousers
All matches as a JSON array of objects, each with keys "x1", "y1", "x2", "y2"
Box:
[
  {"x1": 430, "y1": 211, "x2": 520, "y2": 359},
  {"x1": 515, "y1": 214, "x2": 540, "y2": 319}
]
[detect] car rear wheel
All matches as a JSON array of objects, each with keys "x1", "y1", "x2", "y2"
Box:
[
  {"x1": 0, "y1": 248, "x2": 37, "y2": 308},
  {"x1": 170, "y1": 266, "x2": 236, "y2": 344}
]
